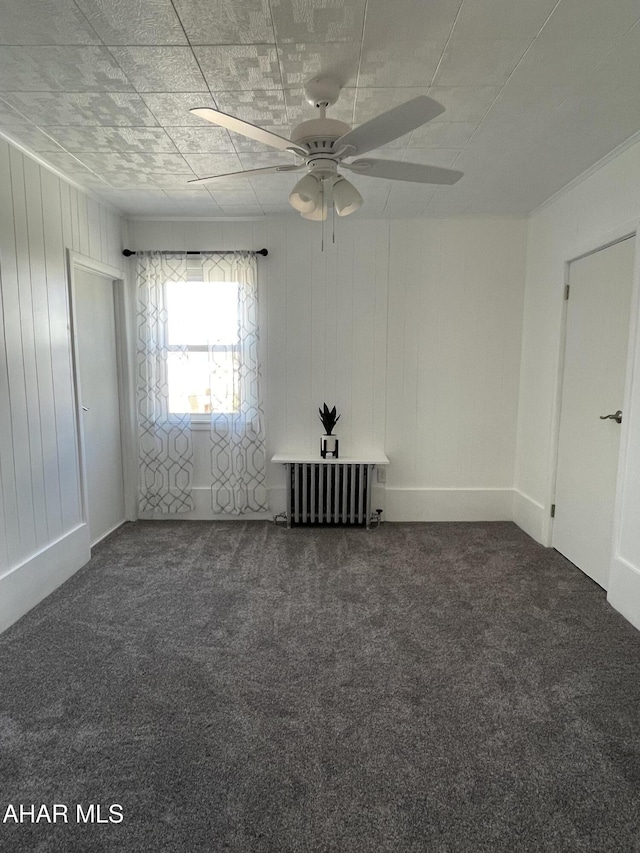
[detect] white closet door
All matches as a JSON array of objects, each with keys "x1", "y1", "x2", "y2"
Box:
[
  {"x1": 553, "y1": 237, "x2": 635, "y2": 589},
  {"x1": 74, "y1": 268, "x2": 125, "y2": 545}
]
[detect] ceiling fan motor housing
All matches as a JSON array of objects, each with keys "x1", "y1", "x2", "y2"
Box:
[{"x1": 290, "y1": 118, "x2": 352, "y2": 161}]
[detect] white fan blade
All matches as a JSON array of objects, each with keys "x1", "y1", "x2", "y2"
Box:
[
  {"x1": 335, "y1": 96, "x2": 445, "y2": 157},
  {"x1": 344, "y1": 158, "x2": 463, "y2": 185},
  {"x1": 191, "y1": 107, "x2": 304, "y2": 154},
  {"x1": 188, "y1": 164, "x2": 304, "y2": 185}
]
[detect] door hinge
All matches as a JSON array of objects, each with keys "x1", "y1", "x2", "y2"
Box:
[
  {"x1": 564, "y1": 284, "x2": 570, "y2": 300},
  {"x1": 550, "y1": 503, "x2": 556, "y2": 518}
]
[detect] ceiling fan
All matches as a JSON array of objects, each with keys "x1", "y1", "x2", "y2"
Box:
[{"x1": 188, "y1": 76, "x2": 463, "y2": 219}]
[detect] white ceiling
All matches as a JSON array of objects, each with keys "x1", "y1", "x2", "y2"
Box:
[{"x1": 1, "y1": 0, "x2": 640, "y2": 218}]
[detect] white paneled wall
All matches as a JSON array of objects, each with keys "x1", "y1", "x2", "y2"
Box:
[
  {"x1": 385, "y1": 219, "x2": 526, "y2": 519},
  {"x1": 129, "y1": 215, "x2": 526, "y2": 521},
  {"x1": 515, "y1": 137, "x2": 640, "y2": 630},
  {"x1": 0, "y1": 138, "x2": 124, "y2": 631}
]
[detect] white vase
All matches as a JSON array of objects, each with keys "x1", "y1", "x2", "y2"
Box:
[{"x1": 320, "y1": 434, "x2": 339, "y2": 459}]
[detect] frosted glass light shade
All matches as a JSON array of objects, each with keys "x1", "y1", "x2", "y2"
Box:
[
  {"x1": 289, "y1": 173, "x2": 322, "y2": 213},
  {"x1": 333, "y1": 177, "x2": 363, "y2": 217},
  {"x1": 301, "y1": 202, "x2": 328, "y2": 221}
]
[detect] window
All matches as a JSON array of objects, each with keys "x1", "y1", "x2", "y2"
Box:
[{"x1": 165, "y1": 279, "x2": 240, "y2": 417}]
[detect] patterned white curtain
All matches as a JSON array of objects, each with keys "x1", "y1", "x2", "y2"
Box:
[
  {"x1": 201, "y1": 252, "x2": 268, "y2": 514},
  {"x1": 135, "y1": 252, "x2": 194, "y2": 513}
]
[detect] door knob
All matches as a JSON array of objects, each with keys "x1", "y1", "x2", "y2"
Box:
[{"x1": 599, "y1": 410, "x2": 622, "y2": 424}]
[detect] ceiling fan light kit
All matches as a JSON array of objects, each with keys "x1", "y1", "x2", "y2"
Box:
[
  {"x1": 189, "y1": 75, "x2": 463, "y2": 220},
  {"x1": 289, "y1": 173, "x2": 322, "y2": 213},
  {"x1": 333, "y1": 177, "x2": 363, "y2": 217}
]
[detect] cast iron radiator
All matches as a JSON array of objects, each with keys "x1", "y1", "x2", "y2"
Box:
[{"x1": 285, "y1": 462, "x2": 373, "y2": 528}]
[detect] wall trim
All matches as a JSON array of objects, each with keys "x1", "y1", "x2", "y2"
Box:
[
  {"x1": 608, "y1": 555, "x2": 640, "y2": 631},
  {"x1": 383, "y1": 487, "x2": 514, "y2": 522},
  {"x1": 0, "y1": 524, "x2": 91, "y2": 635},
  {"x1": 512, "y1": 490, "x2": 547, "y2": 544}
]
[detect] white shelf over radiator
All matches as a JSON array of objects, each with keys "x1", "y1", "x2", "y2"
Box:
[{"x1": 271, "y1": 453, "x2": 389, "y2": 465}]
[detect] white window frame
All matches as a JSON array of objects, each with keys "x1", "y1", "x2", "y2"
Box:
[{"x1": 165, "y1": 276, "x2": 243, "y2": 424}]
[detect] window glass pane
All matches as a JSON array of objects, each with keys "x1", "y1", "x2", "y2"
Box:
[
  {"x1": 167, "y1": 350, "x2": 239, "y2": 415},
  {"x1": 166, "y1": 281, "x2": 239, "y2": 345}
]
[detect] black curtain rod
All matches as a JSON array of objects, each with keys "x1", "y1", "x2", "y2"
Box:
[{"x1": 122, "y1": 248, "x2": 268, "y2": 257}]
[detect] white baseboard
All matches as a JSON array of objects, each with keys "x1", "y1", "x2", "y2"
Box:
[
  {"x1": 0, "y1": 523, "x2": 91, "y2": 635},
  {"x1": 608, "y1": 555, "x2": 640, "y2": 631},
  {"x1": 512, "y1": 490, "x2": 547, "y2": 544},
  {"x1": 384, "y1": 488, "x2": 514, "y2": 522}
]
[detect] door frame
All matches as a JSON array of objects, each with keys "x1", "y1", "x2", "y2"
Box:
[
  {"x1": 67, "y1": 250, "x2": 135, "y2": 546},
  {"x1": 547, "y1": 224, "x2": 640, "y2": 570}
]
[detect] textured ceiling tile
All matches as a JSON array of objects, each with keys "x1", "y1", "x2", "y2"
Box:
[
  {"x1": 207, "y1": 188, "x2": 259, "y2": 205},
  {"x1": 409, "y1": 121, "x2": 479, "y2": 148},
  {"x1": 251, "y1": 177, "x2": 298, "y2": 194},
  {"x1": 451, "y1": 0, "x2": 559, "y2": 40},
  {"x1": 401, "y1": 148, "x2": 463, "y2": 168},
  {"x1": 0, "y1": 124, "x2": 66, "y2": 153},
  {"x1": 214, "y1": 207, "x2": 264, "y2": 217},
  {"x1": 37, "y1": 149, "x2": 101, "y2": 174},
  {"x1": 104, "y1": 172, "x2": 172, "y2": 189},
  {"x1": 95, "y1": 188, "x2": 168, "y2": 207},
  {"x1": 277, "y1": 43, "x2": 360, "y2": 88},
  {"x1": 433, "y1": 39, "x2": 531, "y2": 86},
  {"x1": 77, "y1": 151, "x2": 193, "y2": 175},
  {"x1": 428, "y1": 86, "x2": 502, "y2": 123},
  {"x1": 270, "y1": 0, "x2": 367, "y2": 42},
  {"x1": 214, "y1": 91, "x2": 288, "y2": 125},
  {"x1": 1, "y1": 92, "x2": 159, "y2": 126},
  {"x1": 541, "y1": 0, "x2": 640, "y2": 39},
  {"x1": 108, "y1": 47, "x2": 208, "y2": 93},
  {"x1": 506, "y1": 36, "x2": 619, "y2": 91},
  {"x1": 143, "y1": 93, "x2": 214, "y2": 126},
  {"x1": 154, "y1": 172, "x2": 204, "y2": 188},
  {"x1": 385, "y1": 182, "x2": 437, "y2": 204},
  {"x1": 353, "y1": 88, "x2": 430, "y2": 123},
  {"x1": 199, "y1": 180, "x2": 255, "y2": 195},
  {"x1": 182, "y1": 152, "x2": 245, "y2": 177},
  {"x1": 173, "y1": 0, "x2": 274, "y2": 44},
  {"x1": 0, "y1": 46, "x2": 132, "y2": 92},
  {"x1": 44, "y1": 126, "x2": 178, "y2": 153},
  {"x1": 163, "y1": 187, "x2": 213, "y2": 200},
  {"x1": 194, "y1": 46, "x2": 281, "y2": 92},
  {"x1": 67, "y1": 172, "x2": 114, "y2": 189},
  {"x1": 363, "y1": 0, "x2": 461, "y2": 44},
  {"x1": 0, "y1": 0, "x2": 101, "y2": 45},
  {"x1": 0, "y1": 97, "x2": 30, "y2": 124},
  {"x1": 358, "y1": 42, "x2": 443, "y2": 87},
  {"x1": 74, "y1": 0, "x2": 187, "y2": 44},
  {"x1": 164, "y1": 126, "x2": 236, "y2": 153},
  {"x1": 284, "y1": 87, "x2": 355, "y2": 124},
  {"x1": 423, "y1": 185, "x2": 476, "y2": 214},
  {"x1": 162, "y1": 192, "x2": 221, "y2": 214}
]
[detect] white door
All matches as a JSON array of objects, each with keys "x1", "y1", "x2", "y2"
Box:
[
  {"x1": 553, "y1": 236, "x2": 635, "y2": 589},
  {"x1": 74, "y1": 267, "x2": 125, "y2": 545}
]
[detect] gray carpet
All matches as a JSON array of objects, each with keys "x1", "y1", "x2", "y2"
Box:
[{"x1": 1, "y1": 521, "x2": 639, "y2": 852}]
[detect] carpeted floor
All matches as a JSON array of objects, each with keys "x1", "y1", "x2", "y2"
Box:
[{"x1": 1, "y1": 521, "x2": 639, "y2": 852}]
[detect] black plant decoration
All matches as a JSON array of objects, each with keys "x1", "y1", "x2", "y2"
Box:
[{"x1": 318, "y1": 403, "x2": 341, "y2": 435}]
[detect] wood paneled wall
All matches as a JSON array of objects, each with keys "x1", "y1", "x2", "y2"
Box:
[{"x1": 0, "y1": 140, "x2": 123, "y2": 576}]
